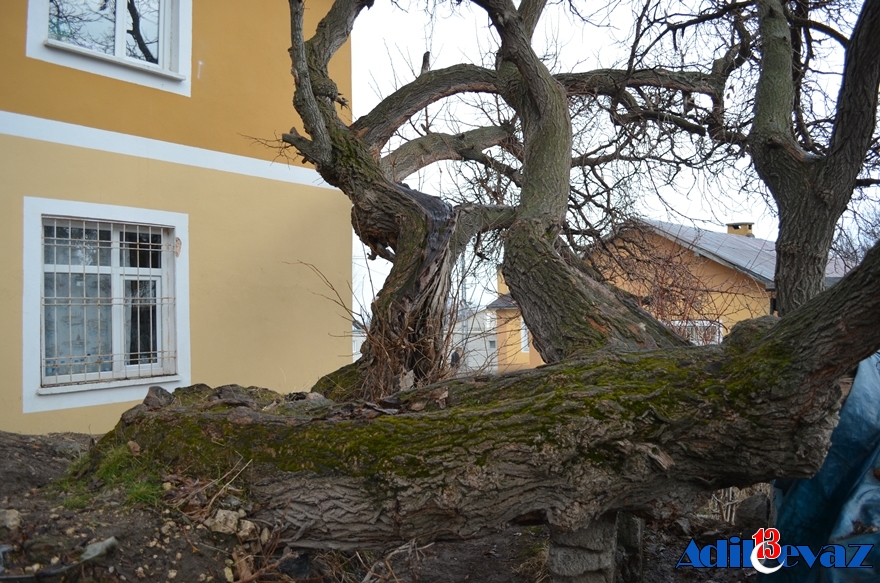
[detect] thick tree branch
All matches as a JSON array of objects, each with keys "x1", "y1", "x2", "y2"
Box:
[
  {"x1": 380, "y1": 125, "x2": 514, "y2": 181},
  {"x1": 518, "y1": 0, "x2": 548, "y2": 40},
  {"x1": 473, "y1": 0, "x2": 563, "y2": 119},
  {"x1": 751, "y1": 0, "x2": 800, "y2": 153},
  {"x1": 308, "y1": 0, "x2": 373, "y2": 72},
  {"x1": 288, "y1": 0, "x2": 332, "y2": 165},
  {"x1": 556, "y1": 69, "x2": 718, "y2": 97},
  {"x1": 825, "y1": 0, "x2": 880, "y2": 183},
  {"x1": 351, "y1": 65, "x2": 499, "y2": 154},
  {"x1": 451, "y1": 203, "x2": 518, "y2": 254}
]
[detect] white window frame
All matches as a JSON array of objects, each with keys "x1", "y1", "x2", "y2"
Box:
[
  {"x1": 520, "y1": 316, "x2": 530, "y2": 353},
  {"x1": 668, "y1": 319, "x2": 724, "y2": 346},
  {"x1": 23, "y1": 197, "x2": 191, "y2": 413},
  {"x1": 26, "y1": 0, "x2": 193, "y2": 97}
]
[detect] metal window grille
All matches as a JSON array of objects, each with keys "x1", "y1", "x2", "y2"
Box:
[
  {"x1": 41, "y1": 217, "x2": 176, "y2": 387},
  {"x1": 668, "y1": 320, "x2": 723, "y2": 346}
]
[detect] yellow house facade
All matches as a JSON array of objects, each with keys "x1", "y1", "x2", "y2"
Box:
[
  {"x1": 487, "y1": 271, "x2": 544, "y2": 373},
  {"x1": 1, "y1": 0, "x2": 353, "y2": 434},
  {"x1": 596, "y1": 220, "x2": 778, "y2": 345},
  {"x1": 591, "y1": 220, "x2": 847, "y2": 344}
]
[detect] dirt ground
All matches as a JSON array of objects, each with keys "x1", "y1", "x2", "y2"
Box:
[{"x1": 0, "y1": 430, "x2": 758, "y2": 582}]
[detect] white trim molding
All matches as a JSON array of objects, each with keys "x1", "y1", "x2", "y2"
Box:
[
  {"x1": 26, "y1": 0, "x2": 193, "y2": 96},
  {"x1": 23, "y1": 197, "x2": 192, "y2": 413},
  {"x1": 0, "y1": 111, "x2": 331, "y2": 189}
]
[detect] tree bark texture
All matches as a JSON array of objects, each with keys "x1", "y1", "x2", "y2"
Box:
[
  {"x1": 101, "y1": 241, "x2": 880, "y2": 554},
  {"x1": 750, "y1": 0, "x2": 880, "y2": 314},
  {"x1": 548, "y1": 514, "x2": 618, "y2": 583}
]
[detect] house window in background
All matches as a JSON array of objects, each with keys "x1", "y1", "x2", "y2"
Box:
[
  {"x1": 41, "y1": 218, "x2": 177, "y2": 388},
  {"x1": 520, "y1": 317, "x2": 530, "y2": 353},
  {"x1": 668, "y1": 320, "x2": 723, "y2": 346}
]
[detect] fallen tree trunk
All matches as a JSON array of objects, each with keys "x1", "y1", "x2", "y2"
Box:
[{"x1": 96, "y1": 242, "x2": 880, "y2": 552}]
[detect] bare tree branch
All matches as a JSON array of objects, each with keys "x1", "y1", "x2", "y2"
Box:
[
  {"x1": 287, "y1": 0, "x2": 332, "y2": 165},
  {"x1": 380, "y1": 125, "x2": 514, "y2": 181},
  {"x1": 825, "y1": 0, "x2": 880, "y2": 181},
  {"x1": 351, "y1": 65, "x2": 500, "y2": 154},
  {"x1": 789, "y1": 16, "x2": 850, "y2": 48}
]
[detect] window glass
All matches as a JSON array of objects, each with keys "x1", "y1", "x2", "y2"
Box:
[
  {"x1": 122, "y1": 229, "x2": 162, "y2": 268},
  {"x1": 48, "y1": 0, "x2": 162, "y2": 65},
  {"x1": 43, "y1": 224, "x2": 111, "y2": 266},
  {"x1": 125, "y1": 279, "x2": 158, "y2": 365},
  {"x1": 125, "y1": 0, "x2": 160, "y2": 63},
  {"x1": 49, "y1": 0, "x2": 117, "y2": 56},
  {"x1": 43, "y1": 272, "x2": 113, "y2": 377}
]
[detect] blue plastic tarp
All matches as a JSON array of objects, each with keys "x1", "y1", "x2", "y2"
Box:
[{"x1": 760, "y1": 352, "x2": 880, "y2": 582}]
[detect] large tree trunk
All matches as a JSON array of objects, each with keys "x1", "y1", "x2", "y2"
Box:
[
  {"x1": 470, "y1": 0, "x2": 686, "y2": 364},
  {"x1": 285, "y1": 0, "x2": 522, "y2": 399},
  {"x1": 97, "y1": 242, "x2": 880, "y2": 555}
]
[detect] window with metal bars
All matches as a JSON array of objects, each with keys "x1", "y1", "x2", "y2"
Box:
[
  {"x1": 667, "y1": 319, "x2": 723, "y2": 346},
  {"x1": 41, "y1": 218, "x2": 176, "y2": 387}
]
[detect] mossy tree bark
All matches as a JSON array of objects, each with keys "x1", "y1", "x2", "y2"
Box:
[{"x1": 109, "y1": 240, "x2": 880, "y2": 553}]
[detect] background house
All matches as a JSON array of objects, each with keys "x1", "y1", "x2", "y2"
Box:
[
  {"x1": 487, "y1": 272, "x2": 545, "y2": 373},
  {"x1": 1, "y1": 0, "x2": 353, "y2": 434},
  {"x1": 484, "y1": 219, "x2": 848, "y2": 367},
  {"x1": 598, "y1": 219, "x2": 847, "y2": 343}
]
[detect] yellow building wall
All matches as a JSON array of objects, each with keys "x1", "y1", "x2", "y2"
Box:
[
  {"x1": 0, "y1": 134, "x2": 352, "y2": 434},
  {"x1": 0, "y1": 0, "x2": 352, "y2": 161},
  {"x1": 494, "y1": 271, "x2": 545, "y2": 373}
]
